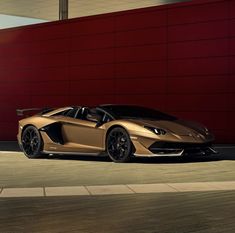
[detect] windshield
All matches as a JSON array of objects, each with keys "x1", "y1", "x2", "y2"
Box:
[{"x1": 101, "y1": 105, "x2": 177, "y2": 121}]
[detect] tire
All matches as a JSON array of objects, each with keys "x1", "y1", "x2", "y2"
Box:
[
  {"x1": 106, "y1": 127, "x2": 133, "y2": 163},
  {"x1": 21, "y1": 126, "x2": 44, "y2": 158}
]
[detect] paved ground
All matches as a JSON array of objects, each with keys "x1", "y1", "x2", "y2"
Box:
[
  {"x1": 0, "y1": 192, "x2": 235, "y2": 233},
  {"x1": 1, "y1": 181, "x2": 235, "y2": 198},
  {"x1": 0, "y1": 147, "x2": 235, "y2": 188},
  {"x1": 0, "y1": 145, "x2": 235, "y2": 233}
]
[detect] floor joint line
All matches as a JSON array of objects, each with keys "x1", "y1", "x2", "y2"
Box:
[
  {"x1": 126, "y1": 185, "x2": 136, "y2": 193},
  {"x1": 166, "y1": 183, "x2": 180, "y2": 192},
  {"x1": 43, "y1": 187, "x2": 46, "y2": 197},
  {"x1": 84, "y1": 186, "x2": 92, "y2": 196}
]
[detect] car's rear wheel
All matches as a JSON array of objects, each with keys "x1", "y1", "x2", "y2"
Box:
[
  {"x1": 21, "y1": 126, "x2": 44, "y2": 158},
  {"x1": 106, "y1": 127, "x2": 133, "y2": 163}
]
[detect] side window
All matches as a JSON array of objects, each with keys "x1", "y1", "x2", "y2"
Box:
[
  {"x1": 51, "y1": 109, "x2": 72, "y2": 116},
  {"x1": 65, "y1": 108, "x2": 78, "y2": 118},
  {"x1": 75, "y1": 107, "x2": 88, "y2": 120},
  {"x1": 86, "y1": 108, "x2": 101, "y2": 123},
  {"x1": 96, "y1": 110, "x2": 112, "y2": 123},
  {"x1": 102, "y1": 113, "x2": 112, "y2": 123},
  {"x1": 86, "y1": 113, "x2": 99, "y2": 123}
]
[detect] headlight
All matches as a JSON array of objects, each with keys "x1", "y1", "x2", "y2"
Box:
[{"x1": 144, "y1": 126, "x2": 166, "y2": 135}]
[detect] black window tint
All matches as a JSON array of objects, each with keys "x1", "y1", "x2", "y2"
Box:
[
  {"x1": 102, "y1": 114, "x2": 111, "y2": 123},
  {"x1": 102, "y1": 105, "x2": 177, "y2": 121},
  {"x1": 52, "y1": 109, "x2": 71, "y2": 116},
  {"x1": 65, "y1": 108, "x2": 78, "y2": 118},
  {"x1": 95, "y1": 109, "x2": 113, "y2": 123}
]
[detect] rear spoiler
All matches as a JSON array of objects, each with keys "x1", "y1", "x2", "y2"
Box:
[{"x1": 16, "y1": 107, "x2": 53, "y2": 117}]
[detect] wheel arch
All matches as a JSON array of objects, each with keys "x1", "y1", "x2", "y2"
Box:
[
  {"x1": 20, "y1": 124, "x2": 44, "y2": 158},
  {"x1": 104, "y1": 124, "x2": 136, "y2": 153},
  {"x1": 21, "y1": 124, "x2": 38, "y2": 137}
]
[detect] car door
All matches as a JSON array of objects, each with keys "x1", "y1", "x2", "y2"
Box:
[{"x1": 61, "y1": 110, "x2": 105, "y2": 154}]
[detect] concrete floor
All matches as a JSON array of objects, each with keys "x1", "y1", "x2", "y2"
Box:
[
  {"x1": 0, "y1": 192, "x2": 235, "y2": 233},
  {"x1": 0, "y1": 145, "x2": 235, "y2": 233},
  {"x1": 0, "y1": 147, "x2": 235, "y2": 188}
]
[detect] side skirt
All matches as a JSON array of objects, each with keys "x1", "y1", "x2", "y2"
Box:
[{"x1": 43, "y1": 150, "x2": 106, "y2": 156}]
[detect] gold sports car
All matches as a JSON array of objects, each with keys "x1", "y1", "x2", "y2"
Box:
[{"x1": 17, "y1": 104, "x2": 217, "y2": 162}]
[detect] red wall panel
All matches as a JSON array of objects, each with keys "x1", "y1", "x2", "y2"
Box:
[
  {"x1": 168, "y1": 39, "x2": 229, "y2": 59},
  {"x1": 231, "y1": 39, "x2": 235, "y2": 55},
  {"x1": 0, "y1": 96, "x2": 31, "y2": 109},
  {"x1": 115, "y1": 9, "x2": 167, "y2": 30},
  {"x1": 168, "y1": 20, "x2": 229, "y2": 42},
  {"x1": 167, "y1": 76, "x2": 228, "y2": 94},
  {"x1": 31, "y1": 96, "x2": 69, "y2": 108},
  {"x1": 0, "y1": 0, "x2": 234, "y2": 142},
  {"x1": 168, "y1": 57, "x2": 229, "y2": 76},
  {"x1": 168, "y1": 1, "x2": 228, "y2": 25},
  {"x1": 230, "y1": 0, "x2": 235, "y2": 18},
  {"x1": 165, "y1": 94, "x2": 228, "y2": 112},
  {"x1": 228, "y1": 112, "x2": 235, "y2": 129},
  {"x1": 0, "y1": 123, "x2": 18, "y2": 139},
  {"x1": 231, "y1": 58, "x2": 235, "y2": 74},
  {"x1": 115, "y1": 78, "x2": 166, "y2": 95},
  {"x1": 70, "y1": 49, "x2": 114, "y2": 66},
  {"x1": 70, "y1": 79, "x2": 114, "y2": 95},
  {"x1": 70, "y1": 34, "x2": 114, "y2": 51},
  {"x1": 32, "y1": 24, "x2": 70, "y2": 40},
  {"x1": 69, "y1": 95, "x2": 115, "y2": 106},
  {"x1": 230, "y1": 19, "x2": 235, "y2": 36},
  {"x1": 69, "y1": 64, "x2": 114, "y2": 80},
  {"x1": 30, "y1": 81, "x2": 69, "y2": 96},
  {"x1": 30, "y1": 39, "x2": 70, "y2": 54},
  {"x1": 0, "y1": 29, "x2": 32, "y2": 44},
  {"x1": 33, "y1": 67, "x2": 69, "y2": 81},
  {"x1": 31, "y1": 53, "x2": 68, "y2": 68},
  {"x1": 116, "y1": 61, "x2": 167, "y2": 78},
  {"x1": 69, "y1": 17, "x2": 114, "y2": 36},
  {"x1": 228, "y1": 94, "x2": 235, "y2": 111},
  {"x1": 116, "y1": 27, "x2": 167, "y2": 46},
  {"x1": 229, "y1": 75, "x2": 235, "y2": 92},
  {"x1": 116, "y1": 44, "x2": 167, "y2": 62}
]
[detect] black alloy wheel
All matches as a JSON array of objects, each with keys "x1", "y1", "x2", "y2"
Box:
[
  {"x1": 21, "y1": 126, "x2": 43, "y2": 158},
  {"x1": 106, "y1": 127, "x2": 133, "y2": 162}
]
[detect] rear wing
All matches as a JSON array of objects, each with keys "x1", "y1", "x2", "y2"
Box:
[{"x1": 16, "y1": 107, "x2": 53, "y2": 117}]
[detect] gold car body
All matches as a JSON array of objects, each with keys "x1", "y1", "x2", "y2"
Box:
[{"x1": 17, "y1": 106, "x2": 215, "y2": 157}]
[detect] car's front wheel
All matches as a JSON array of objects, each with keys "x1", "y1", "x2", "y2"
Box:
[
  {"x1": 21, "y1": 126, "x2": 44, "y2": 158},
  {"x1": 106, "y1": 127, "x2": 133, "y2": 163}
]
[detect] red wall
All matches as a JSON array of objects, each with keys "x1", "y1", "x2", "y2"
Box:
[{"x1": 0, "y1": 0, "x2": 234, "y2": 142}]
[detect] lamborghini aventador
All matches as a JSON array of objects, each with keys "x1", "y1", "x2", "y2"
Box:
[{"x1": 17, "y1": 105, "x2": 217, "y2": 162}]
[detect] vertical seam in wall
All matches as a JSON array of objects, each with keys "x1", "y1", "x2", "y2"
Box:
[
  {"x1": 166, "y1": 5, "x2": 169, "y2": 112},
  {"x1": 68, "y1": 30, "x2": 71, "y2": 105},
  {"x1": 113, "y1": 15, "x2": 117, "y2": 104},
  {"x1": 227, "y1": 0, "x2": 231, "y2": 135}
]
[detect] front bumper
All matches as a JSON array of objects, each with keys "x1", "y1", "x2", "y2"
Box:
[{"x1": 134, "y1": 141, "x2": 217, "y2": 157}]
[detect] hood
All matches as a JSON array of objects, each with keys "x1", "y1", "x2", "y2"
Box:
[{"x1": 127, "y1": 119, "x2": 206, "y2": 136}]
